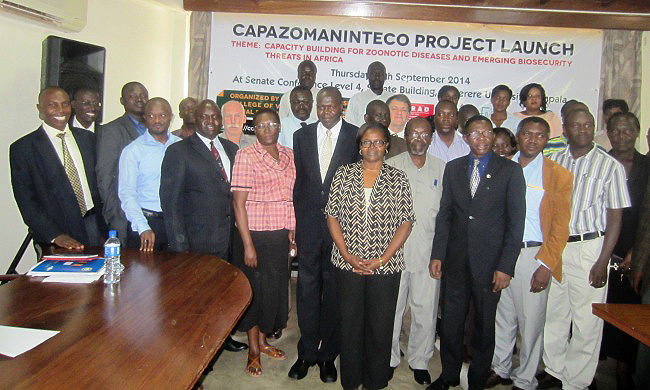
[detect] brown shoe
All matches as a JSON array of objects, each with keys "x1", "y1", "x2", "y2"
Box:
[{"x1": 485, "y1": 369, "x2": 512, "y2": 388}]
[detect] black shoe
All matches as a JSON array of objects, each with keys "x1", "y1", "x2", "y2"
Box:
[
  {"x1": 318, "y1": 361, "x2": 337, "y2": 383},
  {"x1": 267, "y1": 329, "x2": 282, "y2": 340},
  {"x1": 222, "y1": 336, "x2": 247, "y2": 352},
  {"x1": 485, "y1": 369, "x2": 513, "y2": 388},
  {"x1": 388, "y1": 366, "x2": 396, "y2": 381},
  {"x1": 288, "y1": 358, "x2": 314, "y2": 380},
  {"x1": 426, "y1": 376, "x2": 460, "y2": 390},
  {"x1": 536, "y1": 372, "x2": 562, "y2": 389},
  {"x1": 410, "y1": 366, "x2": 432, "y2": 385},
  {"x1": 588, "y1": 379, "x2": 597, "y2": 390}
]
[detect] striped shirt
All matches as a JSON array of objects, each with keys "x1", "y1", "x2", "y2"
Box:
[
  {"x1": 231, "y1": 142, "x2": 296, "y2": 231},
  {"x1": 549, "y1": 145, "x2": 630, "y2": 234}
]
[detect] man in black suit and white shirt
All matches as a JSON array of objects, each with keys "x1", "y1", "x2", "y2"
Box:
[
  {"x1": 159, "y1": 99, "x2": 246, "y2": 353},
  {"x1": 289, "y1": 87, "x2": 359, "y2": 383},
  {"x1": 96, "y1": 81, "x2": 149, "y2": 243},
  {"x1": 10, "y1": 86, "x2": 104, "y2": 249},
  {"x1": 427, "y1": 115, "x2": 526, "y2": 390}
]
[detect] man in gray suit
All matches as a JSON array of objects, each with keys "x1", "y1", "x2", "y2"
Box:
[{"x1": 96, "y1": 81, "x2": 149, "y2": 242}]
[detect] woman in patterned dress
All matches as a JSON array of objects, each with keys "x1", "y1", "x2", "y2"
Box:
[{"x1": 325, "y1": 122, "x2": 415, "y2": 390}]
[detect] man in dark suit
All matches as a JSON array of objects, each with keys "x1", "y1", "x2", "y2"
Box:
[
  {"x1": 289, "y1": 87, "x2": 359, "y2": 383},
  {"x1": 427, "y1": 115, "x2": 526, "y2": 390},
  {"x1": 96, "y1": 81, "x2": 149, "y2": 242},
  {"x1": 10, "y1": 86, "x2": 105, "y2": 249},
  {"x1": 70, "y1": 88, "x2": 101, "y2": 132},
  {"x1": 159, "y1": 99, "x2": 246, "y2": 352}
]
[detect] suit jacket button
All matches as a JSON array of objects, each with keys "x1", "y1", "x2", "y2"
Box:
[
  {"x1": 321, "y1": 191, "x2": 325, "y2": 196},
  {"x1": 469, "y1": 215, "x2": 474, "y2": 220}
]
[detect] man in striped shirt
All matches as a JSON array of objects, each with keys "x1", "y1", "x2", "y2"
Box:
[{"x1": 538, "y1": 109, "x2": 631, "y2": 390}]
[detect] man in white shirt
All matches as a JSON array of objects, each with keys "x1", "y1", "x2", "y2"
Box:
[
  {"x1": 427, "y1": 100, "x2": 470, "y2": 162},
  {"x1": 70, "y1": 88, "x2": 101, "y2": 131},
  {"x1": 345, "y1": 61, "x2": 393, "y2": 127},
  {"x1": 10, "y1": 86, "x2": 104, "y2": 249},
  {"x1": 278, "y1": 60, "x2": 318, "y2": 121},
  {"x1": 279, "y1": 85, "x2": 314, "y2": 148},
  {"x1": 387, "y1": 94, "x2": 412, "y2": 138}
]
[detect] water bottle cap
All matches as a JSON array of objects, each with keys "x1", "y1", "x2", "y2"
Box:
[{"x1": 108, "y1": 230, "x2": 117, "y2": 238}]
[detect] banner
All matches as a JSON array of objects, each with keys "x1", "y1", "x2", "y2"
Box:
[{"x1": 208, "y1": 12, "x2": 602, "y2": 122}]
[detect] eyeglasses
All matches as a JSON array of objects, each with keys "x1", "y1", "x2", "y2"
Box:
[
  {"x1": 360, "y1": 139, "x2": 388, "y2": 148},
  {"x1": 406, "y1": 132, "x2": 432, "y2": 140},
  {"x1": 467, "y1": 130, "x2": 494, "y2": 139},
  {"x1": 254, "y1": 122, "x2": 280, "y2": 131}
]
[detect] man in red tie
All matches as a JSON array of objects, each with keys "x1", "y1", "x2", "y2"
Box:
[{"x1": 160, "y1": 99, "x2": 246, "y2": 353}]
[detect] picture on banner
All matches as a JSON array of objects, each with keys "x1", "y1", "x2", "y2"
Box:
[{"x1": 208, "y1": 12, "x2": 602, "y2": 128}]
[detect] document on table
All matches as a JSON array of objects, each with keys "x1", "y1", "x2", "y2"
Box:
[
  {"x1": 42, "y1": 274, "x2": 103, "y2": 283},
  {"x1": 0, "y1": 325, "x2": 59, "y2": 357}
]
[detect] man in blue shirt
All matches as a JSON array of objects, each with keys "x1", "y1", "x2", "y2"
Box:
[
  {"x1": 429, "y1": 116, "x2": 526, "y2": 390},
  {"x1": 118, "y1": 97, "x2": 180, "y2": 251}
]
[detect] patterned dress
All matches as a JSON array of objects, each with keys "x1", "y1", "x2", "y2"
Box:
[{"x1": 325, "y1": 161, "x2": 415, "y2": 274}]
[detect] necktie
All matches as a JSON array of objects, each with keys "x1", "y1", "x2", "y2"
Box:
[
  {"x1": 470, "y1": 158, "x2": 480, "y2": 198},
  {"x1": 210, "y1": 141, "x2": 229, "y2": 181},
  {"x1": 320, "y1": 129, "x2": 333, "y2": 182},
  {"x1": 300, "y1": 122, "x2": 307, "y2": 128},
  {"x1": 56, "y1": 132, "x2": 87, "y2": 216}
]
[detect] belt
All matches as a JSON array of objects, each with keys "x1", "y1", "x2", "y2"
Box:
[
  {"x1": 141, "y1": 208, "x2": 164, "y2": 218},
  {"x1": 568, "y1": 231, "x2": 604, "y2": 242},
  {"x1": 521, "y1": 241, "x2": 542, "y2": 248}
]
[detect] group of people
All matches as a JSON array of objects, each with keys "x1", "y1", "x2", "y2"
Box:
[{"x1": 9, "y1": 57, "x2": 650, "y2": 390}]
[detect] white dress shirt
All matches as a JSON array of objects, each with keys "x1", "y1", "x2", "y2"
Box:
[
  {"x1": 317, "y1": 119, "x2": 342, "y2": 158},
  {"x1": 42, "y1": 122, "x2": 94, "y2": 210},
  {"x1": 196, "y1": 132, "x2": 232, "y2": 181}
]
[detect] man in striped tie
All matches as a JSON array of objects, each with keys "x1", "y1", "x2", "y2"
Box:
[
  {"x1": 428, "y1": 115, "x2": 526, "y2": 390},
  {"x1": 10, "y1": 86, "x2": 105, "y2": 249}
]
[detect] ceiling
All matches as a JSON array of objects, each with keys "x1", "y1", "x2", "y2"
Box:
[{"x1": 181, "y1": 0, "x2": 650, "y2": 30}]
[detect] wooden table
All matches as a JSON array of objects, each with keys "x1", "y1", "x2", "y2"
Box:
[
  {"x1": 592, "y1": 303, "x2": 650, "y2": 347},
  {"x1": 0, "y1": 249, "x2": 252, "y2": 389}
]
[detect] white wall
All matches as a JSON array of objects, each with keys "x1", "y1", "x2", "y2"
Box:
[{"x1": 0, "y1": 0, "x2": 188, "y2": 272}]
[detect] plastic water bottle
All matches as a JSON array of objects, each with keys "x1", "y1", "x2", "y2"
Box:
[{"x1": 103, "y1": 230, "x2": 121, "y2": 284}]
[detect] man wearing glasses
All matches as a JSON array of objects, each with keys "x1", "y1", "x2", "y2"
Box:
[
  {"x1": 428, "y1": 116, "x2": 526, "y2": 390},
  {"x1": 387, "y1": 117, "x2": 446, "y2": 385}
]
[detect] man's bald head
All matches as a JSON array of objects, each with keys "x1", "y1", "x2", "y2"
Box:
[
  {"x1": 405, "y1": 117, "x2": 432, "y2": 137},
  {"x1": 317, "y1": 87, "x2": 343, "y2": 129},
  {"x1": 222, "y1": 100, "x2": 247, "y2": 136},
  {"x1": 297, "y1": 60, "x2": 317, "y2": 89},
  {"x1": 143, "y1": 97, "x2": 173, "y2": 136},
  {"x1": 364, "y1": 100, "x2": 390, "y2": 128},
  {"x1": 120, "y1": 82, "x2": 148, "y2": 117},
  {"x1": 194, "y1": 99, "x2": 222, "y2": 140},
  {"x1": 37, "y1": 86, "x2": 71, "y2": 130}
]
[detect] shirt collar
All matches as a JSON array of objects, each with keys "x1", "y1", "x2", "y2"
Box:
[
  {"x1": 72, "y1": 116, "x2": 92, "y2": 130},
  {"x1": 564, "y1": 143, "x2": 597, "y2": 162},
  {"x1": 513, "y1": 151, "x2": 544, "y2": 169},
  {"x1": 195, "y1": 131, "x2": 218, "y2": 150},
  {"x1": 126, "y1": 113, "x2": 147, "y2": 134},
  {"x1": 318, "y1": 118, "x2": 342, "y2": 137},
  {"x1": 433, "y1": 130, "x2": 464, "y2": 145},
  {"x1": 42, "y1": 121, "x2": 70, "y2": 135},
  {"x1": 142, "y1": 129, "x2": 177, "y2": 146},
  {"x1": 469, "y1": 150, "x2": 493, "y2": 164}
]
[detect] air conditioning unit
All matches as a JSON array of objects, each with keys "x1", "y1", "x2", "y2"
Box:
[{"x1": 0, "y1": 0, "x2": 87, "y2": 32}]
